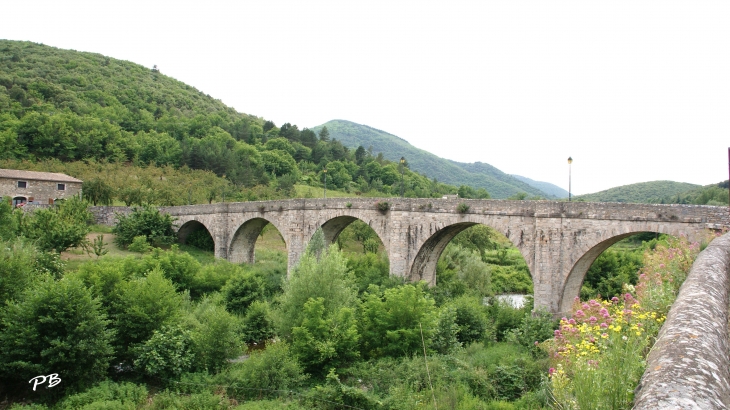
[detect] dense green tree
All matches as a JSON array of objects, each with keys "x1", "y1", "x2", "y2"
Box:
[
  {"x1": 359, "y1": 283, "x2": 438, "y2": 359},
  {"x1": 291, "y1": 297, "x2": 360, "y2": 376},
  {"x1": 276, "y1": 243, "x2": 357, "y2": 340},
  {"x1": 113, "y1": 205, "x2": 176, "y2": 247},
  {"x1": 21, "y1": 196, "x2": 92, "y2": 253},
  {"x1": 83, "y1": 177, "x2": 114, "y2": 206},
  {"x1": 0, "y1": 277, "x2": 114, "y2": 393}
]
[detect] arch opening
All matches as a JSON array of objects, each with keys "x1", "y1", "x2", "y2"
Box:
[
  {"x1": 424, "y1": 224, "x2": 533, "y2": 302},
  {"x1": 177, "y1": 220, "x2": 214, "y2": 252},
  {"x1": 229, "y1": 218, "x2": 287, "y2": 265},
  {"x1": 559, "y1": 231, "x2": 667, "y2": 315}
]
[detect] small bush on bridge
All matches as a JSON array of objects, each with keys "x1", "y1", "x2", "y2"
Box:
[
  {"x1": 375, "y1": 201, "x2": 390, "y2": 213},
  {"x1": 457, "y1": 202, "x2": 470, "y2": 213}
]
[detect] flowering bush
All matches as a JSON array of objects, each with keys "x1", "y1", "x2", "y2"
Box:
[{"x1": 546, "y1": 235, "x2": 704, "y2": 409}]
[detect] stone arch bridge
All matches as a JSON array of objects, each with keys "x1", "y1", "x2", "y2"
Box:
[{"x1": 128, "y1": 198, "x2": 728, "y2": 317}]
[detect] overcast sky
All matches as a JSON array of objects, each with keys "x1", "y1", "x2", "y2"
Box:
[{"x1": 4, "y1": 1, "x2": 729, "y2": 195}]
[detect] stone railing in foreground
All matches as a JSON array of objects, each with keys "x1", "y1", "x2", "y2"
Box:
[{"x1": 633, "y1": 233, "x2": 730, "y2": 409}]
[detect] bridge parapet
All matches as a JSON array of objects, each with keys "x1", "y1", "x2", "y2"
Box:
[{"x1": 634, "y1": 232, "x2": 730, "y2": 409}]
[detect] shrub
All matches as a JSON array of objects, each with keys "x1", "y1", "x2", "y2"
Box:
[
  {"x1": 375, "y1": 201, "x2": 390, "y2": 212},
  {"x1": 359, "y1": 283, "x2": 438, "y2": 359},
  {"x1": 113, "y1": 205, "x2": 176, "y2": 248},
  {"x1": 22, "y1": 196, "x2": 92, "y2": 253},
  {"x1": 190, "y1": 260, "x2": 243, "y2": 299},
  {"x1": 0, "y1": 238, "x2": 45, "y2": 303},
  {"x1": 291, "y1": 298, "x2": 360, "y2": 376},
  {"x1": 188, "y1": 296, "x2": 244, "y2": 373},
  {"x1": 128, "y1": 235, "x2": 152, "y2": 253},
  {"x1": 134, "y1": 325, "x2": 194, "y2": 379},
  {"x1": 222, "y1": 271, "x2": 264, "y2": 313},
  {"x1": 56, "y1": 381, "x2": 147, "y2": 410},
  {"x1": 0, "y1": 278, "x2": 114, "y2": 393},
  {"x1": 241, "y1": 300, "x2": 276, "y2": 344},
  {"x1": 363, "y1": 237, "x2": 379, "y2": 254},
  {"x1": 113, "y1": 268, "x2": 182, "y2": 362},
  {"x1": 216, "y1": 342, "x2": 306, "y2": 400},
  {"x1": 450, "y1": 295, "x2": 494, "y2": 345},
  {"x1": 457, "y1": 202, "x2": 470, "y2": 213},
  {"x1": 137, "y1": 247, "x2": 202, "y2": 292},
  {"x1": 276, "y1": 244, "x2": 357, "y2": 339}
]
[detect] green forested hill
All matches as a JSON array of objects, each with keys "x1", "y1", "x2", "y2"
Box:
[
  {"x1": 511, "y1": 174, "x2": 569, "y2": 198},
  {"x1": 0, "y1": 40, "x2": 471, "y2": 202},
  {"x1": 574, "y1": 181, "x2": 702, "y2": 204},
  {"x1": 310, "y1": 119, "x2": 555, "y2": 199}
]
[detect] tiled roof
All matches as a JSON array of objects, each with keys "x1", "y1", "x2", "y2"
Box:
[{"x1": 0, "y1": 169, "x2": 83, "y2": 183}]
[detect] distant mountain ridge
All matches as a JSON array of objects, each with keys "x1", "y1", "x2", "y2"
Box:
[
  {"x1": 511, "y1": 175, "x2": 569, "y2": 198},
  {"x1": 574, "y1": 181, "x2": 701, "y2": 204},
  {"x1": 311, "y1": 120, "x2": 561, "y2": 199}
]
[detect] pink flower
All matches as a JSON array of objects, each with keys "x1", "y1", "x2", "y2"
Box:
[
  {"x1": 568, "y1": 318, "x2": 576, "y2": 325},
  {"x1": 549, "y1": 367, "x2": 555, "y2": 376},
  {"x1": 589, "y1": 316, "x2": 598, "y2": 324},
  {"x1": 600, "y1": 322, "x2": 608, "y2": 328},
  {"x1": 575, "y1": 310, "x2": 585, "y2": 318}
]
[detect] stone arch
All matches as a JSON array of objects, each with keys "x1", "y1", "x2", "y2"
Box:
[
  {"x1": 557, "y1": 224, "x2": 700, "y2": 315},
  {"x1": 316, "y1": 214, "x2": 389, "y2": 253},
  {"x1": 409, "y1": 222, "x2": 478, "y2": 286},
  {"x1": 177, "y1": 220, "x2": 214, "y2": 247},
  {"x1": 229, "y1": 217, "x2": 287, "y2": 264}
]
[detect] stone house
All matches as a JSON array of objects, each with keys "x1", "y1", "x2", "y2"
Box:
[{"x1": 0, "y1": 169, "x2": 82, "y2": 206}]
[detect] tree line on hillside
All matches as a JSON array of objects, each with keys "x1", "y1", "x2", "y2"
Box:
[{"x1": 0, "y1": 40, "x2": 486, "y2": 202}]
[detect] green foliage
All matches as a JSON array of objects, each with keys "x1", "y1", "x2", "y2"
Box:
[
  {"x1": 311, "y1": 119, "x2": 551, "y2": 199},
  {"x1": 575, "y1": 180, "x2": 702, "y2": 203},
  {"x1": 291, "y1": 298, "x2": 360, "y2": 376},
  {"x1": 134, "y1": 325, "x2": 194, "y2": 379},
  {"x1": 222, "y1": 270, "x2": 264, "y2": 313},
  {"x1": 138, "y1": 247, "x2": 202, "y2": 293},
  {"x1": 241, "y1": 300, "x2": 276, "y2": 343},
  {"x1": 216, "y1": 342, "x2": 306, "y2": 400},
  {"x1": 302, "y1": 369, "x2": 380, "y2": 409},
  {"x1": 189, "y1": 261, "x2": 242, "y2": 299},
  {"x1": 435, "y1": 244, "x2": 494, "y2": 301},
  {"x1": 505, "y1": 309, "x2": 556, "y2": 355},
  {"x1": 21, "y1": 196, "x2": 92, "y2": 252},
  {"x1": 187, "y1": 295, "x2": 244, "y2": 373},
  {"x1": 0, "y1": 197, "x2": 19, "y2": 240},
  {"x1": 450, "y1": 295, "x2": 495, "y2": 345},
  {"x1": 90, "y1": 234, "x2": 109, "y2": 258},
  {"x1": 457, "y1": 202, "x2": 470, "y2": 213},
  {"x1": 276, "y1": 244, "x2": 357, "y2": 339},
  {"x1": 82, "y1": 178, "x2": 114, "y2": 206},
  {"x1": 112, "y1": 268, "x2": 182, "y2": 361},
  {"x1": 113, "y1": 205, "x2": 176, "y2": 248},
  {"x1": 375, "y1": 200, "x2": 390, "y2": 212},
  {"x1": 55, "y1": 381, "x2": 148, "y2": 410},
  {"x1": 185, "y1": 227, "x2": 214, "y2": 251},
  {"x1": 0, "y1": 277, "x2": 114, "y2": 393},
  {"x1": 359, "y1": 283, "x2": 438, "y2": 359},
  {"x1": 0, "y1": 238, "x2": 45, "y2": 303},
  {"x1": 581, "y1": 248, "x2": 643, "y2": 299},
  {"x1": 431, "y1": 305, "x2": 461, "y2": 354},
  {"x1": 487, "y1": 299, "x2": 529, "y2": 342},
  {"x1": 128, "y1": 235, "x2": 152, "y2": 253}
]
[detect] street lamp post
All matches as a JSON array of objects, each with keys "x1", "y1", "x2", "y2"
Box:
[
  {"x1": 400, "y1": 157, "x2": 406, "y2": 198},
  {"x1": 567, "y1": 157, "x2": 573, "y2": 202},
  {"x1": 323, "y1": 168, "x2": 327, "y2": 199}
]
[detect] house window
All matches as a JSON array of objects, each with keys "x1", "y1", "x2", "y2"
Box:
[
  {"x1": 57, "y1": 183, "x2": 66, "y2": 191},
  {"x1": 17, "y1": 181, "x2": 27, "y2": 188}
]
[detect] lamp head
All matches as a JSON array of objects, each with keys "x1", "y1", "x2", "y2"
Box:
[{"x1": 567, "y1": 157, "x2": 573, "y2": 165}]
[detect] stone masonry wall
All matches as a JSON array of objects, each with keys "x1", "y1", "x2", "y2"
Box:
[
  {"x1": 633, "y1": 232, "x2": 730, "y2": 409},
  {"x1": 0, "y1": 178, "x2": 81, "y2": 204}
]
